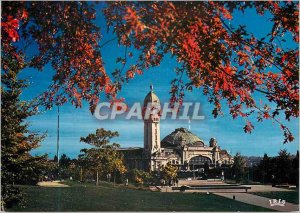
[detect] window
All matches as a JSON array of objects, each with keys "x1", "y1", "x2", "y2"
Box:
[
  {"x1": 189, "y1": 156, "x2": 212, "y2": 165},
  {"x1": 155, "y1": 127, "x2": 157, "y2": 145}
]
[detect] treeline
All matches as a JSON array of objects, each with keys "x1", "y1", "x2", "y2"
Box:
[
  {"x1": 252, "y1": 150, "x2": 299, "y2": 186},
  {"x1": 51, "y1": 154, "x2": 178, "y2": 188},
  {"x1": 214, "y1": 150, "x2": 299, "y2": 186},
  {"x1": 41, "y1": 128, "x2": 178, "y2": 188}
]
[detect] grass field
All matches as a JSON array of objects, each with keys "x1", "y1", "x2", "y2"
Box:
[
  {"x1": 8, "y1": 181, "x2": 273, "y2": 212},
  {"x1": 251, "y1": 189, "x2": 299, "y2": 204}
]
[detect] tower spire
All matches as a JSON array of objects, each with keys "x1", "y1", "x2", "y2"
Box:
[{"x1": 150, "y1": 84, "x2": 153, "y2": 92}]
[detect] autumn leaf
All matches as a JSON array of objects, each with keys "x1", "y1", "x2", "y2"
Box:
[{"x1": 243, "y1": 121, "x2": 254, "y2": 133}]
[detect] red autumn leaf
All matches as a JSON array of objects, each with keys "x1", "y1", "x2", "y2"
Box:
[
  {"x1": 281, "y1": 54, "x2": 288, "y2": 63},
  {"x1": 243, "y1": 121, "x2": 254, "y2": 133},
  {"x1": 288, "y1": 134, "x2": 294, "y2": 142},
  {"x1": 126, "y1": 70, "x2": 135, "y2": 79},
  {"x1": 1, "y1": 1, "x2": 298, "y2": 144},
  {"x1": 223, "y1": 12, "x2": 232, "y2": 20},
  {"x1": 21, "y1": 9, "x2": 28, "y2": 19},
  {"x1": 136, "y1": 69, "x2": 143, "y2": 75},
  {"x1": 253, "y1": 49, "x2": 260, "y2": 56},
  {"x1": 105, "y1": 85, "x2": 114, "y2": 94},
  {"x1": 263, "y1": 112, "x2": 270, "y2": 119},
  {"x1": 1, "y1": 17, "x2": 20, "y2": 42},
  {"x1": 10, "y1": 19, "x2": 19, "y2": 28}
]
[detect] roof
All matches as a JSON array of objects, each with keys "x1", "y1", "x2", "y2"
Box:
[
  {"x1": 117, "y1": 147, "x2": 142, "y2": 151},
  {"x1": 161, "y1": 127, "x2": 205, "y2": 148},
  {"x1": 219, "y1": 149, "x2": 232, "y2": 156},
  {"x1": 118, "y1": 147, "x2": 144, "y2": 157},
  {"x1": 143, "y1": 91, "x2": 160, "y2": 107},
  {"x1": 143, "y1": 85, "x2": 160, "y2": 107}
]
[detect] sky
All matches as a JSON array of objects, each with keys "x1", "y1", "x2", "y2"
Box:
[{"x1": 18, "y1": 3, "x2": 299, "y2": 158}]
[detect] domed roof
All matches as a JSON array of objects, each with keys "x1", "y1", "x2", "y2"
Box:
[
  {"x1": 161, "y1": 127, "x2": 205, "y2": 147},
  {"x1": 143, "y1": 85, "x2": 160, "y2": 107}
]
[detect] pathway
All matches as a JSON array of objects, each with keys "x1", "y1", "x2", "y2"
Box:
[
  {"x1": 214, "y1": 192, "x2": 299, "y2": 212},
  {"x1": 37, "y1": 181, "x2": 69, "y2": 187},
  {"x1": 244, "y1": 184, "x2": 292, "y2": 192},
  {"x1": 160, "y1": 181, "x2": 298, "y2": 211}
]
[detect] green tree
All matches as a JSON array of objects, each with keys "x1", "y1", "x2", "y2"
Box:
[
  {"x1": 60, "y1": 154, "x2": 71, "y2": 167},
  {"x1": 260, "y1": 153, "x2": 271, "y2": 184},
  {"x1": 80, "y1": 128, "x2": 126, "y2": 186},
  {"x1": 106, "y1": 150, "x2": 127, "y2": 184},
  {"x1": 76, "y1": 153, "x2": 89, "y2": 182},
  {"x1": 128, "y1": 169, "x2": 151, "y2": 186},
  {"x1": 1, "y1": 52, "x2": 46, "y2": 208},
  {"x1": 232, "y1": 153, "x2": 247, "y2": 183},
  {"x1": 253, "y1": 150, "x2": 298, "y2": 185},
  {"x1": 273, "y1": 149, "x2": 292, "y2": 184},
  {"x1": 161, "y1": 162, "x2": 178, "y2": 184},
  {"x1": 58, "y1": 154, "x2": 73, "y2": 179},
  {"x1": 290, "y1": 151, "x2": 299, "y2": 186}
]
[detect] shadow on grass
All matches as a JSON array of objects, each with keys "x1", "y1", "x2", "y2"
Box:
[{"x1": 9, "y1": 181, "x2": 273, "y2": 212}]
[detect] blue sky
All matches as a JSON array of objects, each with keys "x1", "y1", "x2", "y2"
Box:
[{"x1": 18, "y1": 3, "x2": 299, "y2": 158}]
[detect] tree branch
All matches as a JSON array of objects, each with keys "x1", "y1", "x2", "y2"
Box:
[{"x1": 99, "y1": 37, "x2": 118, "y2": 48}]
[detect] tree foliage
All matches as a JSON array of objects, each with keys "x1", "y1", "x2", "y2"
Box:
[
  {"x1": 79, "y1": 128, "x2": 126, "y2": 185},
  {"x1": 1, "y1": 1, "x2": 298, "y2": 142},
  {"x1": 128, "y1": 169, "x2": 151, "y2": 185},
  {"x1": 161, "y1": 162, "x2": 178, "y2": 182},
  {"x1": 232, "y1": 153, "x2": 247, "y2": 183},
  {"x1": 56, "y1": 154, "x2": 77, "y2": 180},
  {"x1": 104, "y1": 1, "x2": 298, "y2": 142},
  {"x1": 1, "y1": 1, "x2": 113, "y2": 113},
  {"x1": 252, "y1": 150, "x2": 299, "y2": 186},
  {"x1": 1, "y1": 51, "x2": 46, "y2": 208}
]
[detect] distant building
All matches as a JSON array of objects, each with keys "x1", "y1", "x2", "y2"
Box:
[
  {"x1": 243, "y1": 156, "x2": 263, "y2": 167},
  {"x1": 121, "y1": 86, "x2": 233, "y2": 172}
]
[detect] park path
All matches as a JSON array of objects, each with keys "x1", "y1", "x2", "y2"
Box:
[
  {"x1": 244, "y1": 184, "x2": 293, "y2": 192},
  {"x1": 214, "y1": 192, "x2": 299, "y2": 212},
  {"x1": 37, "y1": 181, "x2": 69, "y2": 187},
  {"x1": 159, "y1": 182, "x2": 298, "y2": 211}
]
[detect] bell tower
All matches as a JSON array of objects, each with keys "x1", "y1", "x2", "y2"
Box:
[{"x1": 143, "y1": 85, "x2": 161, "y2": 155}]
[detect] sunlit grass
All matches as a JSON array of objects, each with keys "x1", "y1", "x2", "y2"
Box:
[{"x1": 9, "y1": 181, "x2": 272, "y2": 211}]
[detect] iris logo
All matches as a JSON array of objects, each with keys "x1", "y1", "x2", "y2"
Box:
[{"x1": 269, "y1": 199, "x2": 285, "y2": 207}]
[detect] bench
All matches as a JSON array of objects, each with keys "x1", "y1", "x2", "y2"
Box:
[
  {"x1": 172, "y1": 185, "x2": 251, "y2": 192},
  {"x1": 276, "y1": 185, "x2": 297, "y2": 189}
]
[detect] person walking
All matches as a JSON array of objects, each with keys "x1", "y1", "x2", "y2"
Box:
[
  {"x1": 162, "y1": 179, "x2": 166, "y2": 188},
  {"x1": 175, "y1": 178, "x2": 179, "y2": 187}
]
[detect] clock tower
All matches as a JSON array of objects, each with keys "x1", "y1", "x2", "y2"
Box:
[{"x1": 143, "y1": 85, "x2": 161, "y2": 155}]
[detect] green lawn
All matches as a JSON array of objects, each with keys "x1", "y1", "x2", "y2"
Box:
[
  {"x1": 9, "y1": 181, "x2": 272, "y2": 212},
  {"x1": 251, "y1": 190, "x2": 299, "y2": 204}
]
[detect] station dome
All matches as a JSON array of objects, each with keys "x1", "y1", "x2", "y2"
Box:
[{"x1": 161, "y1": 127, "x2": 205, "y2": 147}]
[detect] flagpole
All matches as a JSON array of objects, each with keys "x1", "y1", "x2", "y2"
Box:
[{"x1": 57, "y1": 105, "x2": 60, "y2": 168}]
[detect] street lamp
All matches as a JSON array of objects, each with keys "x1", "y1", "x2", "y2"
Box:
[{"x1": 193, "y1": 164, "x2": 195, "y2": 179}]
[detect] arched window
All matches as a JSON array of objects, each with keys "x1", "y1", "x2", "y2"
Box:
[{"x1": 189, "y1": 155, "x2": 212, "y2": 165}]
